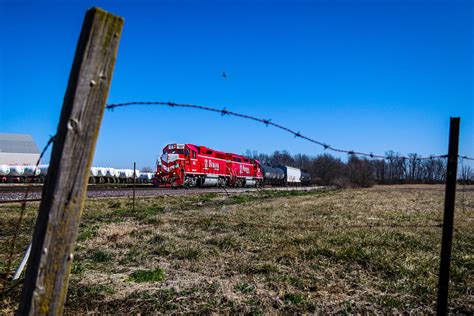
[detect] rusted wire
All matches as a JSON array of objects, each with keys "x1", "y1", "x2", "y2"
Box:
[{"x1": 106, "y1": 101, "x2": 472, "y2": 161}]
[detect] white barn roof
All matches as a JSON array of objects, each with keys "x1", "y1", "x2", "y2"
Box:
[{"x1": 0, "y1": 133, "x2": 40, "y2": 154}]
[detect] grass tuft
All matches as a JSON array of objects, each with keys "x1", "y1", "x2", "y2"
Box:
[
  {"x1": 283, "y1": 292, "x2": 305, "y2": 304},
  {"x1": 234, "y1": 282, "x2": 256, "y2": 294},
  {"x1": 129, "y1": 268, "x2": 166, "y2": 283},
  {"x1": 90, "y1": 250, "x2": 112, "y2": 263}
]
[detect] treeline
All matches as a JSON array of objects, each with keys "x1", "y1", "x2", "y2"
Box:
[{"x1": 245, "y1": 150, "x2": 473, "y2": 187}]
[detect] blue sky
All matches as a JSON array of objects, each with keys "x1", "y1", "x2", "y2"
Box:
[{"x1": 1, "y1": 0, "x2": 472, "y2": 169}]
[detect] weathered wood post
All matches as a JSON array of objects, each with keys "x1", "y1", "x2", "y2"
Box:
[
  {"x1": 18, "y1": 8, "x2": 123, "y2": 315},
  {"x1": 133, "y1": 161, "x2": 136, "y2": 212},
  {"x1": 436, "y1": 117, "x2": 460, "y2": 315}
]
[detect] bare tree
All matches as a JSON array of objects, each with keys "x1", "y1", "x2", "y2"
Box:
[
  {"x1": 345, "y1": 155, "x2": 375, "y2": 188},
  {"x1": 293, "y1": 153, "x2": 312, "y2": 171},
  {"x1": 460, "y1": 165, "x2": 473, "y2": 184},
  {"x1": 372, "y1": 159, "x2": 386, "y2": 184},
  {"x1": 311, "y1": 154, "x2": 345, "y2": 185},
  {"x1": 270, "y1": 150, "x2": 295, "y2": 166},
  {"x1": 243, "y1": 148, "x2": 450, "y2": 187}
]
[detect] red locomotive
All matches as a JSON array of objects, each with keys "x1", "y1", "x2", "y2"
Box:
[{"x1": 153, "y1": 144, "x2": 264, "y2": 187}]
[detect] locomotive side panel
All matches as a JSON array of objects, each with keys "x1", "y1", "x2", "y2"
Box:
[{"x1": 194, "y1": 146, "x2": 228, "y2": 177}]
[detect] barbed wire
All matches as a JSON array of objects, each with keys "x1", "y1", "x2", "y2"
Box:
[{"x1": 105, "y1": 101, "x2": 473, "y2": 161}]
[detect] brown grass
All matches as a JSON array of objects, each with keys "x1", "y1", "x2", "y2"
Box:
[{"x1": 1, "y1": 185, "x2": 473, "y2": 314}]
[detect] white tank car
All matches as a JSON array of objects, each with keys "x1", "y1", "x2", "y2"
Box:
[
  {"x1": 90, "y1": 167, "x2": 100, "y2": 177},
  {"x1": 97, "y1": 167, "x2": 108, "y2": 177},
  {"x1": 113, "y1": 169, "x2": 121, "y2": 177},
  {"x1": 0, "y1": 165, "x2": 11, "y2": 176},
  {"x1": 23, "y1": 166, "x2": 41, "y2": 176},
  {"x1": 9, "y1": 165, "x2": 25, "y2": 176},
  {"x1": 117, "y1": 169, "x2": 140, "y2": 179},
  {"x1": 283, "y1": 166, "x2": 302, "y2": 183},
  {"x1": 117, "y1": 169, "x2": 131, "y2": 178},
  {"x1": 134, "y1": 170, "x2": 141, "y2": 179},
  {"x1": 139, "y1": 172, "x2": 153, "y2": 181},
  {"x1": 105, "y1": 168, "x2": 116, "y2": 177},
  {"x1": 38, "y1": 165, "x2": 49, "y2": 176}
]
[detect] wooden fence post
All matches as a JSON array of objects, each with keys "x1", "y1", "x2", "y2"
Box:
[
  {"x1": 133, "y1": 161, "x2": 136, "y2": 212},
  {"x1": 436, "y1": 117, "x2": 460, "y2": 315},
  {"x1": 18, "y1": 8, "x2": 123, "y2": 315}
]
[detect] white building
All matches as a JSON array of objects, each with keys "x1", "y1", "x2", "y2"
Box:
[{"x1": 0, "y1": 133, "x2": 40, "y2": 165}]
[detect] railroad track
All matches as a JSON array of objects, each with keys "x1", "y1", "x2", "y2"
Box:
[
  {"x1": 0, "y1": 185, "x2": 327, "y2": 203},
  {"x1": 0, "y1": 183, "x2": 153, "y2": 191}
]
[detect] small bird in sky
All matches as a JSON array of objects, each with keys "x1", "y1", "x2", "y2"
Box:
[{"x1": 222, "y1": 71, "x2": 227, "y2": 79}]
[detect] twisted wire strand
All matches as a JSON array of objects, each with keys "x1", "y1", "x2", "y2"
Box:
[{"x1": 106, "y1": 101, "x2": 471, "y2": 161}]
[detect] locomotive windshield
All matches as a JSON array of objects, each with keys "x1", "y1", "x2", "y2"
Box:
[{"x1": 165, "y1": 149, "x2": 184, "y2": 154}]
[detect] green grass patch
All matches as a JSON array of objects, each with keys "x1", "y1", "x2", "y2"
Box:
[
  {"x1": 77, "y1": 224, "x2": 100, "y2": 242},
  {"x1": 199, "y1": 193, "x2": 218, "y2": 203},
  {"x1": 90, "y1": 250, "x2": 112, "y2": 263},
  {"x1": 71, "y1": 262, "x2": 85, "y2": 275},
  {"x1": 129, "y1": 268, "x2": 166, "y2": 283},
  {"x1": 283, "y1": 292, "x2": 305, "y2": 304}
]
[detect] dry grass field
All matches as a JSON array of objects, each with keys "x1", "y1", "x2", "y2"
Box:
[{"x1": 1, "y1": 185, "x2": 473, "y2": 314}]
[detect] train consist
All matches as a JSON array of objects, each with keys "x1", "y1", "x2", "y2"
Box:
[
  {"x1": 153, "y1": 143, "x2": 311, "y2": 187},
  {"x1": 1, "y1": 143, "x2": 311, "y2": 188},
  {"x1": 0, "y1": 164, "x2": 154, "y2": 184}
]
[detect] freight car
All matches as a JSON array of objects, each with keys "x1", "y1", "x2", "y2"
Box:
[
  {"x1": 0, "y1": 164, "x2": 154, "y2": 184},
  {"x1": 260, "y1": 165, "x2": 285, "y2": 185},
  {"x1": 260, "y1": 165, "x2": 312, "y2": 186},
  {"x1": 153, "y1": 143, "x2": 311, "y2": 188},
  {"x1": 300, "y1": 169, "x2": 312, "y2": 185}
]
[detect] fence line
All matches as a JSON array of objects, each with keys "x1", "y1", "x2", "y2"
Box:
[
  {"x1": 1, "y1": 100, "x2": 472, "y2": 303},
  {"x1": 0, "y1": 112, "x2": 471, "y2": 316},
  {"x1": 105, "y1": 101, "x2": 473, "y2": 161}
]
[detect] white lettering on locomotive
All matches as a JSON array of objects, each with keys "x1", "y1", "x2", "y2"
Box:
[
  {"x1": 207, "y1": 160, "x2": 220, "y2": 170},
  {"x1": 211, "y1": 161, "x2": 219, "y2": 170},
  {"x1": 240, "y1": 164, "x2": 250, "y2": 174},
  {"x1": 204, "y1": 159, "x2": 220, "y2": 170}
]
